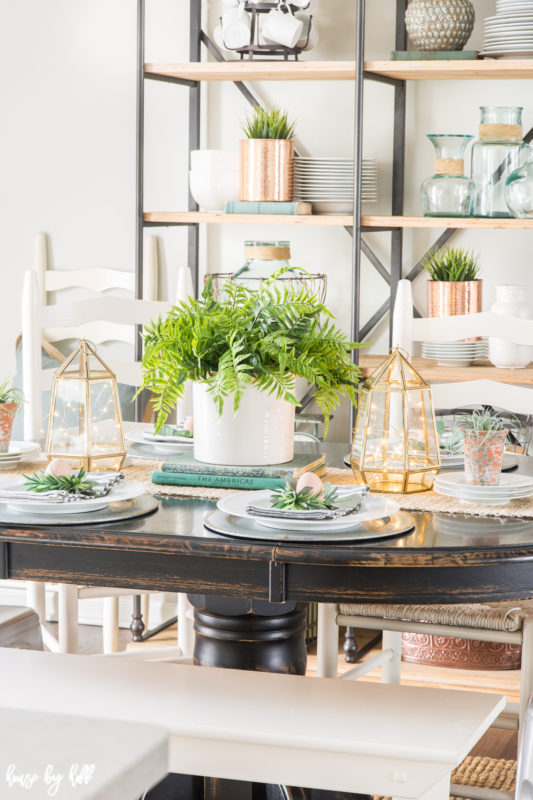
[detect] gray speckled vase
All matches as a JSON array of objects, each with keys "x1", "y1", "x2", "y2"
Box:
[{"x1": 405, "y1": 0, "x2": 475, "y2": 51}]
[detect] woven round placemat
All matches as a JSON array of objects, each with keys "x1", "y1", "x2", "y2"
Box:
[{"x1": 374, "y1": 756, "x2": 516, "y2": 800}]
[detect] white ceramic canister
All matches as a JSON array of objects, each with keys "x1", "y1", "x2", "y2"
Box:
[
  {"x1": 489, "y1": 284, "x2": 533, "y2": 369},
  {"x1": 193, "y1": 381, "x2": 295, "y2": 466}
]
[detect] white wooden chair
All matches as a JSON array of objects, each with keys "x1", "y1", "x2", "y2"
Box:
[
  {"x1": 317, "y1": 279, "x2": 533, "y2": 790},
  {"x1": 21, "y1": 232, "x2": 194, "y2": 657}
]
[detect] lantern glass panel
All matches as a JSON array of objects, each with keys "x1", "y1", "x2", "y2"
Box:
[
  {"x1": 48, "y1": 379, "x2": 87, "y2": 458},
  {"x1": 88, "y1": 380, "x2": 123, "y2": 468}
]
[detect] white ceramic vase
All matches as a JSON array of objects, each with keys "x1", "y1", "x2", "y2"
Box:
[
  {"x1": 489, "y1": 284, "x2": 533, "y2": 369},
  {"x1": 193, "y1": 381, "x2": 295, "y2": 466}
]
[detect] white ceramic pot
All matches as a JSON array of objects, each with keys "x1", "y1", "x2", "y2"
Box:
[
  {"x1": 189, "y1": 169, "x2": 240, "y2": 212},
  {"x1": 190, "y1": 150, "x2": 240, "y2": 171},
  {"x1": 489, "y1": 284, "x2": 533, "y2": 369},
  {"x1": 193, "y1": 381, "x2": 295, "y2": 466}
]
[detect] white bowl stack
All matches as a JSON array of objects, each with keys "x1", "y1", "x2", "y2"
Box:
[
  {"x1": 293, "y1": 158, "x2": 378, "y2": 214},
  {"x1": 189, "y1": 150, "x2": 240, "y2": 213},
  {"x1": 482, "y1": 2, "x2": 533, "y2": 57}
]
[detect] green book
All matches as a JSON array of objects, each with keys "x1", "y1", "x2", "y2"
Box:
[
  {"x1": 391, "y1": 50, "x2": 478, "y2": 61},
  {"x1": 161, "y1": 448, "x2": 325, "y2": 479},
  {"x1": 225, "y1": 201, "x2": 312, "y2": 215},
  {"x1": 151, "y1": 471, "x2": 285, "y2": 491}
]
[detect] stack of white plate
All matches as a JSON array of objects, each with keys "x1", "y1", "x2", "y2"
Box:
[
  {"x1": 0, "y1": 441, "x2": 41, "y2": 471},
  {"x1": 434, "y1": 471, "x2": 533, "y2": 507},
  {"x1": 421, "y1": 339, "x2": 488, "y2": 366},
  {"x1": 482, "y1": 4, "x2": 533, "y2": 58},
  {"x1": 293, "y1": 158, "x2": 378, "y2": 215}
]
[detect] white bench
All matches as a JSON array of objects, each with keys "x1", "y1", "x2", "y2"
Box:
[
  {"x1": 0, "y1": 648, "x2": 505, "y2": 800},
  {"x1": 0, "y1": 707, "x2": 167, "y2": 799}
]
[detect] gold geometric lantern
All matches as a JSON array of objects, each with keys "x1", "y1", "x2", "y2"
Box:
[
  {"x1": 350, "y1": 348, "x2": 441, "y2": 494},
  {"x1": 46, "y1": 340, "x2": 126, "y2": 471}
]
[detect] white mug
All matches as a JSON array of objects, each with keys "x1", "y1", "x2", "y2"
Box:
[
  {"x1": 291, "y1": 0, "x2": 311, "y2": 7},
  {"x1": 221, "y1": 2, "x2": 251, "y2": 49},
  {"x1": 262, "y1": 5, "x2": 304, "y2": 49},
  {"x1": 213, "y1": 24, "x2": 232, "y2": 53},
  {"x1": 221, "y1": 0, "x2": 239, "y2": 8},
  {"x1": 294, "y1": 12, "x2": 318, "y2": 50}
]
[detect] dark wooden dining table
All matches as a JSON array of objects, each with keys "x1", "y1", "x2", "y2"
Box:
[{"x1": 2, "y1": 444, "x2": 533, "y2": 799}]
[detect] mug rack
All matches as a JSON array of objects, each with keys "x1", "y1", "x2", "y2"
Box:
[{"x1": 220, "y1": 2, "x2": 312, "y2": 61}]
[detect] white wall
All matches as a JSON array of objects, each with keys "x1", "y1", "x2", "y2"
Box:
[{"x1": 2, "y1": 0, "x2": 527, "y2": 445}]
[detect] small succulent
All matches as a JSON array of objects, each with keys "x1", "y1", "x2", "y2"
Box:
[
  {"x1": 0, "y1": 378, "x2": 24, "y2": 405},
  {"x1": 23, "y1": 467, "x2": 99, "y2": 496},
  {"x1": 459, "y1": 409, "x2": 507, "y2": 434},
  {"x1": 422, "y1": 247, "x2": 480, "y2": 283},
  {"x1": 242, "y1": 107, "x2": 296, "y2": 140},
  {"x1": 270, "y1": 478, "x2": 339, "y2": 511}
]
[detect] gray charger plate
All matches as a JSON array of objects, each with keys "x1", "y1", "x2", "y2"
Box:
[
  {"x1": 204, "y1": 509, "x2": 415, "y2": 543},
  {"x1": 0, "y1": 493, "x2": 158, "y2": 526},
  {"x1": 343, "y1": 453, "x2": 519, "y2": 472}
]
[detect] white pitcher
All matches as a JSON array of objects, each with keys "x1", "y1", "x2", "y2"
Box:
[{"x1": 489, "y1": 284, "x2": 533, "y2": 369}]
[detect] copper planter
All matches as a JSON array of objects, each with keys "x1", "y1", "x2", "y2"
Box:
[
  {"x1": 240, "y1": 139, "x2": 294, "y2": 202},
  {"x1": 402, "y1": 633, "x2": 521, "y2": 670},
  {"x1": 427, "y1": 280, "x2": 482, "y2": 342}
]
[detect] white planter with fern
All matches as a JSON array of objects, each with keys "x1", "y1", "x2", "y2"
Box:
[{"x1": 193, "y1": 381, "x2": 295, "y2": 466}]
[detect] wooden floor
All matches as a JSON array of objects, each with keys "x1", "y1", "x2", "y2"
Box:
[{"x1": 69, "y1": 620, "x2": 519, "y2": 762}]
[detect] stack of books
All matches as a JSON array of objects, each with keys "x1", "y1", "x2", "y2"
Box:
[{"x1": 151, "y1": 446, "x2": 327, "y2": 490}]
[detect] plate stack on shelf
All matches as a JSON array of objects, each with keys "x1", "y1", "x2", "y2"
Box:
[
  {"x1": 421, "y1": 339, "x2": 488, "y2": 367},
  {"x1": 293, "y1": 158, "x2": 378, "y2": 215},
  {"x1": 0, "y1": 441, "x2": 40, "y2": 471},
  {"x1": 481, "y1": 2, "x2": 533, "y2": 58},
  {"x1": 434, "y1": 472, "x2": 533, "y2": 507}
]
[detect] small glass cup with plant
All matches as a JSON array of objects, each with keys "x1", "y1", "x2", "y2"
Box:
[
  {"x1": 240, "y1": 107, "x2": 296, "y2": 202},
  {"x1": 459, "y1": 409, "x2": 509, "y2": 486},
  {"x1": 0, "y1": 379, "x2": 24, "y2": 453}
]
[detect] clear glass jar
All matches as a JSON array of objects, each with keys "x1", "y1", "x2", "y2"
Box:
[
  {"x1": 471, "y1": 106, "x2": 529, "y2": 218},
  {"x1": 235, "y1": 240, "x2": 291, "y2": 278},
  {"x1": 505, "y1": 154, "x2": 533, "y2": 218},
  {"x1": 421, "y1": 135, "x2": 474, "y2": 217}
]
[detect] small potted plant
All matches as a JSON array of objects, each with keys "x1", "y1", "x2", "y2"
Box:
[
  {"x1": 138, "y1": 269, "x2": 360, "y2": 466},
  {"x1": 240, "y1": 107, "x2": 296, "y2": 202},
  {"x1": 0, "y1": 379, "x2": 24, "y2": 453},
  {"x1": 460, "y1": 410, "x2": 508, "y2": 486},
  {"x1": 422, "y1": 247, "x2": 481, "y2": 319}
]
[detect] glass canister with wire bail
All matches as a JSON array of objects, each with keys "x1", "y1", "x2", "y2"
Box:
[{"x1": 471, "y1": 106, "x2": 529, "y2": 217}]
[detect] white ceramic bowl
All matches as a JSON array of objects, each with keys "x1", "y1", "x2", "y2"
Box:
[
  {"x1": 190, "y1": 149, "x2": 240, "y2": 171},
  {"x1": 189, "y1": 170, "x2": 240, "y2": 212}
]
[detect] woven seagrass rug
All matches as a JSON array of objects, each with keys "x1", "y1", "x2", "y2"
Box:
[{"x1": 374, "y1": 756, "x2": 516, "y2": 800}]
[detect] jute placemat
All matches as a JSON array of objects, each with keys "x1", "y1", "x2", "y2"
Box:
[
  {"x1": 375, "y1": 755, "x2": 516, "y2": 800},
  {"x1": 326, "y1": 468, "x2": 533, "y2": 519}
]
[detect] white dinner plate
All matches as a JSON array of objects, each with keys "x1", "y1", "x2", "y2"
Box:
[
  {"x1": 434, "y1": 472, "x2": 533, "y2": 493},
  {"x1": 126, "y1": 427, "x2": 194, "y2": 452},
  {"x1": 0, "y1": 479, "x2": 146, "y2": 515},
  {"x1": 217, "y1": 490, "x2": 399, "y2": 532}
]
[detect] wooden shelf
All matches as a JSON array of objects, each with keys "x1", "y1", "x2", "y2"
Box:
[
  {"x1": 365, "y1": 59, "x2": 533, "y2": 82},
  {"x1": 360, "y1": 355, "x2": 533, "y2": 385},
  {"x1": 144, "y1": 212, "x2": 354, "y2": 227},
  {"x1": 145, "y1": 61, "x2": 356, "y2": 82},
  {"x1": 362, "y1": 215, "x2": 533, "y2": 230}
]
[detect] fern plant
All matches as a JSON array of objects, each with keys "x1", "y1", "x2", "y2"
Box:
[
  {"x1": 422, "y1": 247, "x2": 480, "y2": 282},
  {"x1": 242, "y1": 107, "x2": 296, "y2": 140},
  {"x1": 138, "y1": 268, "x2": 361, "y2": 435}
]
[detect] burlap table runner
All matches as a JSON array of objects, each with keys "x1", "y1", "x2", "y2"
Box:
[{"x1": 5, "y1": 461, "x2": 533, "y2": 515}]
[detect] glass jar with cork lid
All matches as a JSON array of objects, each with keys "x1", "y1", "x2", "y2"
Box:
[
  {"x1": 421, "y1": 135, "x2": 475, "y2": 217},
  {"x1": 471, "y1": 106, "x2": 529, "y2": 218}
]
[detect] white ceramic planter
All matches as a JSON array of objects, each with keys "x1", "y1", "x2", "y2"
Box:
[
  {"x1": 489, "y1": 284, "x2": 533, "y2": 369},
  {"x1": 193, "y1": 381, "x2": 295, "y2": 466},
  {"x1": 193, "y1": 383, "x2": 295, "y2": 466}
]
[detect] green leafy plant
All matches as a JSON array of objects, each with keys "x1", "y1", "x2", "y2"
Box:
[
  {"x1": 242, "y1": 107, "x2": 296, "y2": 140},
  {"x1": 422, "y1": 247, "x2": 481, "y2": 282},
  {"x1": 270, "y1": 478, "x2": 339, "y2": 511},
  {"x1": 138, "y1": 268, "x2": 361, "y2": 435},
  {"x1": 23, "y1": 467, "x2": 98, "y2": 496},
  {"x1": 0, "y1": 378, "x2": 23, "y2": 405}
]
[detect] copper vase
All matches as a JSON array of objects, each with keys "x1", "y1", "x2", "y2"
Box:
[
  {"x1": 427, "y1": 280, "x2": 482, "y2": 342},
  {"x1": 240, "y1": 139, "x2": 294, "y2": 202}
]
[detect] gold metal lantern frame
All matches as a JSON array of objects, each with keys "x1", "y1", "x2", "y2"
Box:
[
  {"x1": 46, "y1": 340, "x2": 126, "y2": 471},
  {"x1": 350, "y1": 348, "x2": 441, "y2": 494}
]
